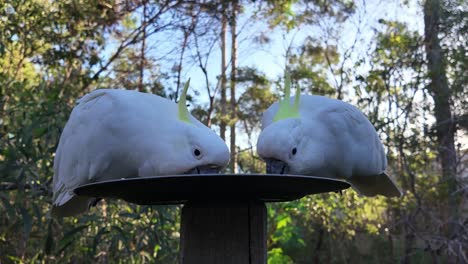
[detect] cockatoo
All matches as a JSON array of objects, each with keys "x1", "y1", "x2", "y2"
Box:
[
  {"x1": 52, "y1": 81, "x2": 230, "y2": 217},
  {"x1": 257, "y1": 74, "x2": 402, "y2": 197}
]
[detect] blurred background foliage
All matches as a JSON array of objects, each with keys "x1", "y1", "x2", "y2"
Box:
[{"x1": 0, "y1": 0, "x2": 467, "y2": 263}]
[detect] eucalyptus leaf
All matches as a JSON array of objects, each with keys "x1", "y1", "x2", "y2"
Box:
[
  {"x1": 20, "y1": 207, "x2": 32, "y2": 241},
  {"x1": 56, "y1": 225, "x2": 89, "y2": 254}
]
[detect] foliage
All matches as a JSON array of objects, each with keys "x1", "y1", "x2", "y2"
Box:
[
  {"x1": 288, "y1": 37, "x2": 339, "y2": 96},
  {"x1": 258, "y1": 0, "x2": 355, "y2": 30}
]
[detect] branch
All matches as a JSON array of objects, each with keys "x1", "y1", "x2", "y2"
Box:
[
  {"x1": 86, "y1": 0, "x2": 179, "y2": 90},
  {"x1": 191, "y1": 16, "x2": 220, "y2": 127},
  {"x1": 455, "y1": 114, "x2": 468, "y2": 130},
  {"x1": 0, "y1": 182, "x2": 49, "y2": 194}
]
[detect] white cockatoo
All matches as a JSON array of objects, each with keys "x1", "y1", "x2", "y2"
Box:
[
  {"x1": 52, "y1": 81, "x2": 230, "y2": 216},
  {"x1": 257, "y1": 74, "x2": 402, "y2": 197}
]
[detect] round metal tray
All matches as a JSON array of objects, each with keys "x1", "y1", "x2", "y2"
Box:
[{"x1": 74, "y1": 174, "x2": 350, "y2": 205}]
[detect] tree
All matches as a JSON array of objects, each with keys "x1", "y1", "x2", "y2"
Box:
[
  {"x1": 229, "y1": 0, "x2": 240, "y2": 173},
  {"x1": 220, "y1": 1, "x2": 229, "y2": 141},
  {"x1": 424, "y1": 0, "x2": 459, "y2": 237}
]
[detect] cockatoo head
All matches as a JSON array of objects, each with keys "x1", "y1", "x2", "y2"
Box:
[
  {"x1": 171, "y1": 120, "x2": 230, "y2": 175},
  {"x1": 147, "y1": 80, "x2": 230, "y2": 176},
  {"x1": 257, "y1": 73, "x2": 325, "y2": 175}
]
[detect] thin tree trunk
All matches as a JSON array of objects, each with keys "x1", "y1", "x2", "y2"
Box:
[
  {"x1": 138, "y1": 1, "x2": 147, "y2": 92},
  {"x1": 206, "y1": 96, "x2": 214, "y2": 127},
  {"x1": 423, "y1": 0, "x2": 459, "y2": 239},
  {"x1": 220, "y1": 3, "x2": 228, "y2": 141},
  {"x1": 401, "y1": 229, "x2": 415, "y2": 264},
  {"x1": 388, "y1": 232, "x2": 395, "y2": 263},
  {"x1": 176, "y1": 7, "x2": 197, "y2": 102},
  {"x1": 229, "y1": 0, "x2": 238, "y2": 173},
  {"x1": 313, "y1": 227, "x2": 324, "y2": 264}
]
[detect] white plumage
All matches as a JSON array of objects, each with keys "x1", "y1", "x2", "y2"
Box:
[
  {"x1": 52, "y1": 88, "x2": 229, "y2": 217},
  {"x1": 257, "y1": 94, "x2": 402, "y2": 197}
]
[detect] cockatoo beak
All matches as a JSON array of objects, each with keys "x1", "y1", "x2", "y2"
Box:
[
  {"x1": 265, "y1": 158, "x2": 289, "y2": 174},
  {"x1": 184, "y1": 165, "x2": 221, "y2": 175}
]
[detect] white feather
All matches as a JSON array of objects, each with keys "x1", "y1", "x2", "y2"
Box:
[{"x1": 52, "y1": 89, "x2": 229, "y2": 216}]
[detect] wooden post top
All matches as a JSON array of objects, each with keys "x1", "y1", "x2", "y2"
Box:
[{"x1": 180, "y1": 201, "x2": 267, "y2": 264}]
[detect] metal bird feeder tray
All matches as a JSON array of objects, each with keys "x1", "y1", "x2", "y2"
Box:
[{"x1": 74, "y1": 174, "x2": 350, "y2": 204}]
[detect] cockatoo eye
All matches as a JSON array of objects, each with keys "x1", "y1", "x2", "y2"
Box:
[
  {"x1": 193, "y1": 148, "x2": 202, "y2": 159},
  {"x1": 291, "y1": 147, "x2": 297, "y2": 156}
]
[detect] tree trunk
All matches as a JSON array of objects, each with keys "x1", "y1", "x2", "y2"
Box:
[
  {"x1": 401, "y1": 230, "x2": 415, "y2": 264},
  {"x1": 138, "y1": 0, "x2": 147, "y2": 92},
  {"x1": 229, "y1": 0, "x2": 238, "y2": 173},
  {"x1": 313, "y1": 227, "x2": 324, "y2": 264},
  {"x1": 220, "y1": 2, "x2": 228, "y2": 141},
  {"x1": 423, "y1": 0, "x2": 459, "y2": 239}
]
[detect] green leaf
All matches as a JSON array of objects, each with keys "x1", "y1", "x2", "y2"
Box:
[
  {"x1": 20, "y1": 207, "x2": 32, "y2": 241},
  {"x1": 111, "y1": 225, "x2": 129, "y2": 243},
  {"x1": 277, "y1": 216, "x2": 291, "y2": 229},
  {"x1": 15, "y1": 168, "x2": 26, "y2": 189},
  {"x1": 32, "y1": 202, "x2": 42, "y2": 226},
  {"x1": 44, "y1": 220, "x2": 54, "y2": 254},
  {"x1": 56, "y1": 225, "x2": 89, "y2": 254},
  {"x1": 33, "y1": 126, "x2": 47, "y2": 137},
  {"x1": 0, "y1": 193, "x2": 16, "y2": 219},
  {"x1": 268, "y1": 248, "x2": 293, "y2": 264},
  {"x1": 93, "y1": 227, "x2": 109, "y2": 254}
]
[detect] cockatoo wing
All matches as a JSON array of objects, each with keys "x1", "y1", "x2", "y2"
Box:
[
  {"x1": 52, "y1": 89, "x2": 173, "y2": 216},
  {"x1": 314, "y1": 98, "x2": 402, "y2": 197},
  {"x1": 322, "y1": 102, "x2": 401, "y2": 197},
  {"x1": 319, "y1": 102, "x2": 386, "y2": 173},
  {"x1": 52, "y1": 91, "x2": 122, "y2": 216},
  {"x1": 349, "y1": 172, "x2": 402, "y2": 197}
]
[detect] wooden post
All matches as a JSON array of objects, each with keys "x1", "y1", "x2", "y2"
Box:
[{"x1": 180, "y1": 200, "x2": 267, "y2": 264}]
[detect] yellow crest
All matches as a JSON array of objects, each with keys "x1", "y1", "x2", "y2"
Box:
[
  {"x1": 178, "y1": 79, "x2": 192, "y2": 124},
  {"x1": 273, "y1": 72, "x2": 301, "y2": 122}
]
